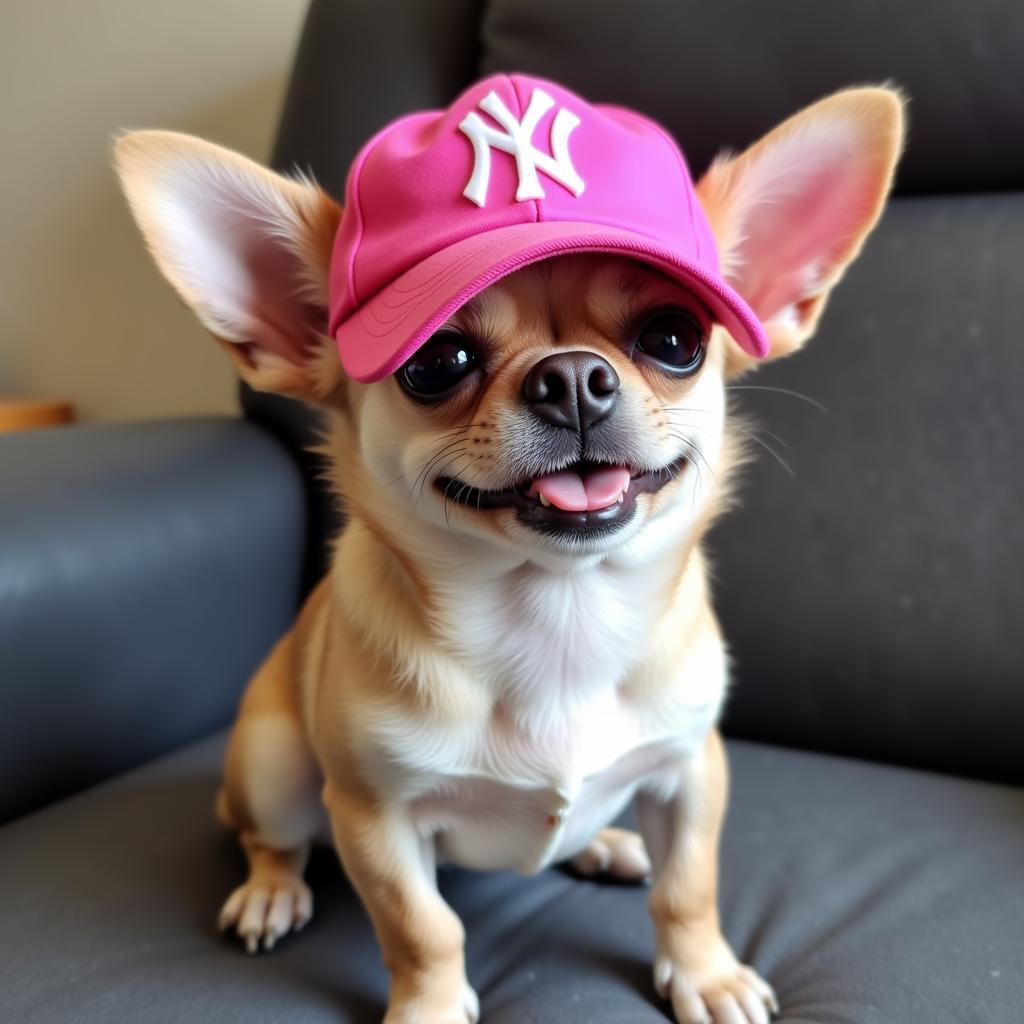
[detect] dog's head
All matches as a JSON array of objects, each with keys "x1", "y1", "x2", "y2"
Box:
[{"x1": 116, "y1": 87, "x2": 902, "y2": 570}]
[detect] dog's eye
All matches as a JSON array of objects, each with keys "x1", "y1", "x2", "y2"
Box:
[
  {"x1": 398, "y1": 333, "x2": 480, "y2": 400},
  {"x1": 633, "y1": 310, "x2": 706, "y2": 375}
]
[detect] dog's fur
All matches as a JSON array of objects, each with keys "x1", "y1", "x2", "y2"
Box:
[{"x1": 115, "y1": 87, "x2": 903, "y2": 1024}]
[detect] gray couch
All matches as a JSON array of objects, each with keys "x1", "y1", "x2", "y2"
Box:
[{"x1": 3, "y1": 2, "x2": 1023, "y2": 1021}]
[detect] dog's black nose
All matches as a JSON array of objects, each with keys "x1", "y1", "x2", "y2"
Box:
[{"x1": 521, "y1": 351, "x2": 620, "y2": 432}]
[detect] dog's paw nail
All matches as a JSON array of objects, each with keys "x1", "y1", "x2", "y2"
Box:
[
  {"x1": 654, "y1": 956, "x2": 673, "y2": 996},
  {"x1": 219, "y1": 878, "x2": 313, "y2": 954},
  {"x1": 655, "y1": 955, "x2": 776, "y2": 1024}
]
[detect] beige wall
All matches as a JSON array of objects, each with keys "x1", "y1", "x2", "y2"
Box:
[{"x1": 1, "y1": 0, "x2": 309, "y2": 422}]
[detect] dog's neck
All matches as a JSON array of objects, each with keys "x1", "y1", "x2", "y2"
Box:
[{"x1": 336, "y1": 500, "x2": 712, "y2": 729}]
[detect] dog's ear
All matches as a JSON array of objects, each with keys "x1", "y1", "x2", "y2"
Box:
[
  {"x1": 697, "y1": 87, "x2": 904, "y2": 376},
  {"x1": 114, "y1": 131, "x2": 343, "y2": 400}
]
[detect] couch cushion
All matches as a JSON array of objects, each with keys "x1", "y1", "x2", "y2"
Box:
[
  {"x1": 0, "y1": 419, "x2": 306, "y2": 823},
  {"x1": 2, "y1": 733, "x2": 1021, "y2": 1023},
  {"x1": 708, "y1": 193, "x2": 1024, "y2": 786}
]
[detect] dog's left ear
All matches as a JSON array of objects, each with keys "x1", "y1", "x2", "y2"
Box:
[
  {"x1": 697, "y1": 87, "x2": 905, "y2": 376},
  {"x1": 114, "y1": 131, "x2": 343, "y2": 399}
]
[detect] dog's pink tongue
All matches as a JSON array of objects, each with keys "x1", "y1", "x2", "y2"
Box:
[{"x1": 531, "y1": 466, "x2": 631, "y2": 512}]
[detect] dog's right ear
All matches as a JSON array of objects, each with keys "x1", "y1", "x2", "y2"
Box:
[
  {"x1": 696, "y1": 88, "x2": 904, "y2": 377},
  {"x1": 114, "y1": 131, "x2": 343, "y2": 400}
]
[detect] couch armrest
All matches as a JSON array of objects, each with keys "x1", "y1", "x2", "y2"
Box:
[{"x1": 0, "y1": 418, "x2": 307, "y2": 823}]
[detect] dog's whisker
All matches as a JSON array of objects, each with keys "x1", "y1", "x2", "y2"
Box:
[
  {"x1": 430, "y1": 419, "x2": 491, "y2": 433},
  {"x1": 678, "y1": 437, "x2": 715, "y2": 515},
  {"x1": 397, "y1": 442, "x2": 464, "y2": 526},
  {"x1": 748, "y1": 425, "x2": 791, "y2": 451},
  {"x1": 437, "y1": 450, "x2": 490, "y2": 525},
  {"x1": 459, "y1": 460, "x2": 494, "y2": 516},
  {"x1": 673, "y1": 439, "x2": 705, "y2": 512},
  {"x1": 430, "y1": 421, "x2": 491, "y2": 442},
  {"x1": 659, "y1": 429, "x2": 705, "y2": 506},
  {"x1": 440, "y1": 477, "x2": 457, "y2": 532},
  {"x1": 421, "y1": 455, "x2": 466, "y2": 510},
  {"x1": 412, "y1": 438, "x2": 473, "y2": 504},
  {"x1": 412, "y1": 443, "x2": 460, "y2": 494},
  {"x1": 450, "y1": 456, "x2": 488, "y2": 511},
  {"x1": 414, "y1": 454, "x2": 465, "y2": 518},
  {"x1": 725, "y1": 384, "x2": 829, "y2": 414},
  {"x1": 728, "y1": 423, "x2": 796, "y2": 477},
  {"x1": 658, "y1": 406, "x2": 716, "y2": 415},
  {"x1": 667, "y1": 431, "x2": 718, "y2": 486}
]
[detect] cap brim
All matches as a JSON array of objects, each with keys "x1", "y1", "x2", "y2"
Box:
[{"x1": 335, "y1": 221, "x2": 769, "y2": 382}]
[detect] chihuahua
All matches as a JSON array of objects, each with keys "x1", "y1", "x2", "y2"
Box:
[{"x1": 115, "y1": 74, "x2": 902, "y2": 1024}]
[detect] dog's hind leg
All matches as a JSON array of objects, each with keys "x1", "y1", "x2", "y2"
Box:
[
  {"x1": 570, "y1": 827, "x2": 652, "y2": 881},
  {"x1": 215, "y1": 622, "x2": 325, "y2": 953},
  {"x1": 636, "y1": 729, "x2": 778, "y2": 1023}
]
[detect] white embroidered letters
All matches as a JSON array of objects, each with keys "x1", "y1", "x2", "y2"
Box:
[{"x1": 459, "y1": 88, "x2": 584, "y2": 208}]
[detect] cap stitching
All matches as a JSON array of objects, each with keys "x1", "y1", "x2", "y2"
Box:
[{"x1": 338, "y1": 222, "x2": 767, "y2": 380}]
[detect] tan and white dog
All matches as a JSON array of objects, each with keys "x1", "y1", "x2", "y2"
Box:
[{"x1": 115, "y1": 84, "x2": 903, "y2": 1024}]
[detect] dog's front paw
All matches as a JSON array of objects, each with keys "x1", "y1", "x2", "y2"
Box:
[
  {"x1": 654, "y1": 947, "x2": 778, "y2": 1024},
  {"x1": 218, "y1": 876, "x2": 313, "y2": 954},
  {"x1": 384, "y1": 981, "x2": 479, "y2": 1024}
]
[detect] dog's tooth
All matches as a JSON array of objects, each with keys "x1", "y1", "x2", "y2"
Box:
[{"x1": 538, "y1": 494, "x2": 552, "y2": 508}]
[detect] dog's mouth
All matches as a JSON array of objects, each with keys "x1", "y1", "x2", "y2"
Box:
[{"x1": 435, "y1": 456, "x2": 687, "y2": 536}]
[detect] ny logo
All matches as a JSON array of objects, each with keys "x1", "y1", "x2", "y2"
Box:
[{"x1": 459, "y1": 88, "x2": 585, "y2": 208}]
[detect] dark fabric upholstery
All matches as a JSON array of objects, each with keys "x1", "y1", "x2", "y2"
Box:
[
  {"x1": 710, "y1": 193, "x2": 1024, "y2": 785},
  {"x1": 0, "y1": 420, "x2": 306, "y2": 823},
  {"x1": 270, "y1": 0, "x2": 484, "y2": 197},
  {"x1": 2, "y1": 733, "x2": 1021, "y2": 1024},
  {"x1": 480, "y1": 0, "x2": 1024, "y2": 196}
]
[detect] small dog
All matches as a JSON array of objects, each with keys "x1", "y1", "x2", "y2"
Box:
[{"x1": 116, "y1": 74, "x2": 902, "y2": 1024}]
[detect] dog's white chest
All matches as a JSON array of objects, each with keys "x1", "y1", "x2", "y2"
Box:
[
  {"x1": 407, "y1": 686, "x2": 719, "y2": 874},
  {"x1": 374, "y1": 553, "x2": 725, "y2": 873}
]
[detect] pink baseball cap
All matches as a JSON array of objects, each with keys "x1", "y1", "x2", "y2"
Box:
[{"x1": 328, "y1": 73, "x2": 768, "y2": 382}]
